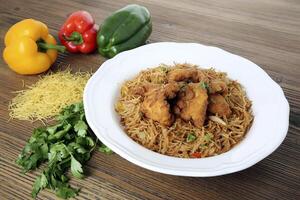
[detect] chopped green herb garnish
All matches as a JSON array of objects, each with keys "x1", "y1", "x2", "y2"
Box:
[
  {"x1": 199, "y1": 81, "x2": 208, "y2": 89},
  {"x1": 204, "y1": 133, "x2": 213, "y2": 143},
  {"x1": 186, "y1": 133, "x2": 197, "y2": 142}
]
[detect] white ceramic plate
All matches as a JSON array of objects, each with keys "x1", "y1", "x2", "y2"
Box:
[{"x1": 84, "y1": 42, "x2": 289, "y2": 177}]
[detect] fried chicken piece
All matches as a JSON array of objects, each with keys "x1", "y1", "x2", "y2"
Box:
[
  {"x1": 130, "y1": 85, "x2": 147, "y2": 96},
  {"x1": 174, "y1": 83, "x2": 208, "y2": 128},
  {"x1": 208, "y1": 79, "x2": 228, "y2": 94},
  {"x1": 167, "y1": 68, "x2": 204, "y2": 83},
  {"x1": 208, "y1": 94, "x2": 232, "y2": 117},
  {"x1": 140, "y1": 83, "x2": 180, "y2": 126}
]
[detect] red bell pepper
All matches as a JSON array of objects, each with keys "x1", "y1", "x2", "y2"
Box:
[
  {"x1": 190, "y1": 152, "x2": 202, "y2": 158},
  {"x1": 59, "y1": 11, "x2": 98, "y2": 53}
]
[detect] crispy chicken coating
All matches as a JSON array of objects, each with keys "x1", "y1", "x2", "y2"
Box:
[
  {"x1": 167, "y1": 68, "x2": 204, "y2": 83},
  {"x1": 140, "y1": 83, "x2": 180, "y2": 126},
  {"x1": 209, "y1": 79, "x2": 228, "y2": 94},
  {"x1": 174, "y1": 83, "x2": 208, "y2": 128},
  {"x1": 208, "y1": 94, "x2": 232, "y2": 117}
]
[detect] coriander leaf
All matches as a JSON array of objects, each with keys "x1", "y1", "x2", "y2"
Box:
[
  {"x1": 32, "y1": 173, "x2": 48, "y2": 198},
  {"x1": 75, "y1": 136, "x2": 95, "y2": 148},
  {"x1": 85, "y1": 136, "x2": 95, "y2": 147},
  {"x1": 40, "y1": 143, "x2": 49, "y2": 160},
  {"x1": 29, "y1": 127, "x2": 47, "y2": 143},
  {"x1": 57, "y1": 102, "x2": 82, "y2": 122},
  {"x1": 99, "y1": 144, "x2": 113, "y2": 154},
  {"x1": 186, "y1": 133, "x2": 197, "y2": 142},
  {"x1": 61, "y1": 174, "x2": 69, "y2": 183},
  {"x1": 75, "y1": 147, "x2": 88, "y2": 154},
  {"x1": 46, "y1": 123, "x2": 63, "y2": 135},
  {"x1": 47, "y1": 124, "x2": 72, "y2": 142},
  {"x1": 57, "y1": 109, "x2": 72, "y2": 121},
  {"x1": 56, "y1": 185, "x2": 78, "y2": 199},
  {"x1": 68, "y1": 142, "x2": 88, "y2": 154},
  {"x1": 199, "y1": 81, "x2": 208, "y2": 89},
  {"x1": 70, "y1": 156, "x2": 84, "y2": 179},
  {"x1": 79, "y1": 113, "x2": 85, "y2": 120},
  {"x1": 74, "y1": 120, "x2": 88, "y2": 137},
  {"x1": 48, "y1": 143, "x2": 69, "y2": 163},
  {"x1": 16, "y1": 129, "x2": 49, "y2": 172},
  {"x1": 73, "y1": 102, "x2": 83, "y2": 113}
]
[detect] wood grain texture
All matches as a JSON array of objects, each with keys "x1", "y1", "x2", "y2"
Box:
[{"x1": 0, "y1": 0, "x2": 300, "y2": 199}]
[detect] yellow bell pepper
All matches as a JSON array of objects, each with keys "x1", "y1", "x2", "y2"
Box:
[{"x1": 3, "y1": 19, "x2": 66, "y2": 75}]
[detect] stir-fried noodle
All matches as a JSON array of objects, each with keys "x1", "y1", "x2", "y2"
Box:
[{"x1": 115, "y1": 64, "x2": 253, "y2": 158}]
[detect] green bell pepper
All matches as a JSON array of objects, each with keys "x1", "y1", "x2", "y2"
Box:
[{"x1": 97, "y1": 4, "x2": 152, "y2": 58}]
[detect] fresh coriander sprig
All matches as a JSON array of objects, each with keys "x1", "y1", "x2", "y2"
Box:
[{"x1": 16, "y1": 102, "x2": 113, "y2": 199}]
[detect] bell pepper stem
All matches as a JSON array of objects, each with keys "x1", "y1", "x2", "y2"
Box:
[
  {"x1": 63, "y1": 32, "x2": 83, "y2": 45},
  {"x1": 37, "y1": 42, "x2": 66, "y2": 53}
]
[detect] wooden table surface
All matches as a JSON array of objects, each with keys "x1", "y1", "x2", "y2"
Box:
[{"x1": 0, "y1": 0, "x2": 299, "y2": 199}]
